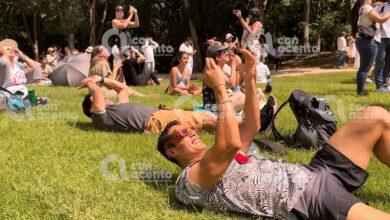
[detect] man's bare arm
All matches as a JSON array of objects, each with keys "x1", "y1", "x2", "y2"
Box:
[
  {"x1": 238, "y1": 49, "x2": 261, "y2": 152},
  {"x1": 189, "y1": 58, "x2": 241, "y2": 189}
]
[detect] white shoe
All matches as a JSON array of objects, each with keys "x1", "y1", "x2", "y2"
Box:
[{"x1": 366, "y1": 78, "x2": 373, "y2": 83}]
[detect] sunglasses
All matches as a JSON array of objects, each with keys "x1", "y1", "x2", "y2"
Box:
[
  {"x1": 164, "y1": 127, "x2": 195, "y2": 150},
  {"x1": 4, "y1": 46, "x2": 13, "y2": 51}
]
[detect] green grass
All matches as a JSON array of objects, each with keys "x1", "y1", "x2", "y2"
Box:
[{"x1": 0, "y1": 71, "x2": 389, "y2": 219}]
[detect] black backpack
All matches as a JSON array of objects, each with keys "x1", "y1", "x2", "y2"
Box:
[{"x1": 271, "y1": 90, "x2": 337, "y2": 149}]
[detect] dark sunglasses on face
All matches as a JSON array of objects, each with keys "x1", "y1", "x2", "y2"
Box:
[{"x1": 164, "y1": 127, "x2": 195, "y2": 149}]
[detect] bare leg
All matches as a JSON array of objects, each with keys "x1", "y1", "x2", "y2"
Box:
[
  {"x1": 347, "y1": 203, "x2": 390, "y2": 220},
  {"x1": 327, "y1": 106, "x2": 390, "y2": 169},
  {"x1": 230, "y1": 92, "x2": 245, "y2": 112}
]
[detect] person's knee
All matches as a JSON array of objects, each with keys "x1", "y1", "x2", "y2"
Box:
[{"x1": 357, "y1": 106, "x2": 389, "y2": 126}]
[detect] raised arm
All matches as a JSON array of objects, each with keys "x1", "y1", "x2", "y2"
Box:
[
  {"x1": 112, "y1": 8, "x2": 135, "y2": 29},
  {"x1": 237, "y1": 49, "x2": 261, "y2": 152},
  {"x1": 17, "y1": 49, "x2": 37, "y2": 69},
  {"x1": 189, "y1": 58, "x2": 241, "y2": 189},
  {"x1": 368, "y1": 11, "x2": 390, "y2": 24},
  {"x1": 101, "y1": 77, "x2": 129, "y2": 103},
  {"x1": 234, "y1": 10, "x2": 262, "y2": 33},
  {"x1": 129, "y1": 9, "x2": 139, "y2": 28}
]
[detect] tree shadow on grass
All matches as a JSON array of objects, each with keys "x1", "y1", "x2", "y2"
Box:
[{"x1": 339, "y1": 78, "x2": 356, "y2": 85}]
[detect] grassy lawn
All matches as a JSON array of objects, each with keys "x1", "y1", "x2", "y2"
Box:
[{"x1": 0, "y1": 71, "x2": 389, "y2": 219}]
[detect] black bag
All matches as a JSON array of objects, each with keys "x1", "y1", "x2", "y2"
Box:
[
  {"x1": 358, "y1": 24, "x2": 377, "y2": 39},
  {"x1": 271, "y1": 90, "x2": 338, "y2": 149}
]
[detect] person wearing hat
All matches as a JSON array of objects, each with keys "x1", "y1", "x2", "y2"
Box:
[
  {"x1": 88, "y1": 45, "x2": 147, "y2": 98},
  {"x1": 0, "y1": 39, "x2": 41, "y2": 97},
  {"x1": 46, "y1": 47, "x2": 58, "y2": 68},
  {"x1": 234, "y1": 8, "x2": 263, "y2": 62},
  {"x1": 224, "y1": 33, "x2": 239, "y2": 50},
  {"x1": 202, "y1": 44, "x2": 246, "y2": 113},
  {"x1": 122, "y1": 46, "x2": 159, "y2": 86},
  {"x1": 112, "y1": 5, "x2": 139, "y2": 48}
]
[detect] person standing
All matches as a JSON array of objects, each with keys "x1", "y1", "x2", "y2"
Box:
[
  {"x1": 234, "y1": 8, "x2": 263, "y2": 62},
  {"x1": 375, "y1": 1, "x2": 390, "y2": 93},
  {"x1": 112, "y1": 5, "x2": 139, "y2": 49},
  {"x1": 335, "y1": 32, "x2": 347, "y2": 69},
  {"x1": 142, "y1": 37, "x2": 159, "y2": 82},
  {"x1": 347, "y1": 37, "x2": 357, "y2": 67},
  {"x1": 179, "y1": 37, "x2": 197, "y2": 76},
  {"x1": 355, "y1": 0, "x2": 390, "y2": 96}
]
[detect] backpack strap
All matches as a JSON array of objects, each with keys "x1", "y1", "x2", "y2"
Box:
[
  {"x1": 0, "y1": 87, "x2": 13, "y2": 96},
  {"x1": 271, "y1": 99, "x2": 289, "y2": 142}
]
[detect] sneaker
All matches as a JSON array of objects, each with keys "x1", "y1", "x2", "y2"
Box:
[
  {"x1": 357, "y1": 91, "x2": 369, "y2": 97},
  {"x1": 366, "y1": 78, "x2": 373, "y2": 83},
  {"x1": 377, "y1": 87, "x2": 390, "y2": 93},
  {"x1": 259, "y1": 95, "x2": 277, "y2": 134}
]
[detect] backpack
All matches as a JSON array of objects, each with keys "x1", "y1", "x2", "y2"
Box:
[
  {"x1": 271, "y1": 90, "x2": 337, "y2": 149},
  {"x1": 0, "y1": 87, "x2": 31, "y2": 112}
]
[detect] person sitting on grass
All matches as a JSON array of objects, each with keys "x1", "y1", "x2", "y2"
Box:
[
  {"x1": 40, "y1": 56, "x2": 53, "y2": 79},
  {"x1": 202, "y1": 45, "x2": 245, "y2": 112},
  {"x1": 89, "y1": 45, "x2": 146, "y2": 98},
  {"x1": 157, "y1": 49, "x2": 390, "y2": 220},
  {"x1": 79, "y1": 76, "x2": 217, "y2": 134},
  {"x1": 122, "y1": 47, "x2": 160, "y2": 86},
  {"x1": 0, "y1": 39, "x2": 36, "y2": 96},
  {"x1": 166, "y1": 51, "x2": 202, "y2": 95}
]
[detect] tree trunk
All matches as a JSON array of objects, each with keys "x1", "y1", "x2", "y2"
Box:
[
  {"x1": 21, "y1": 12, "x2": 35, "y2": 54},
  {"x1": 89, "y1": 0, "x2": 97, "y2": 45},
  {"x1": 317, "y1": 34, "x2": 321, "y2": 53},
  {"x1": 33, "y1": 11, "x2": 39, "y2": 61},
  {"x1": 302, "y1": 0, "x2": 310, "y2": 46},
  {"x1": 97, "y1": 0, "x2": 109, "y2": 43},
  {"x1": 182, "y1": 0, "x2": 203, "y2": 72},
  {"x1": 68, "y1": 33, "x2": 75, "y2": 50}
]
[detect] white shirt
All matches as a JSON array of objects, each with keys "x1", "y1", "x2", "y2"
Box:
[
  {"x1": 377, "y1": 3, "x2": 390, "y2": 38},
  {"x1": 142, "y1": 40, "x2": 159, "y2": 63},
  {"x1": 256, "y1": 63, "x2": 270, "y2": 83},
  {"x1": 179, "y1": 43, "x2": 194, "y2": 64},
  {"x1": 337, "y1": 37, "x2": 347, "y2": 51}
]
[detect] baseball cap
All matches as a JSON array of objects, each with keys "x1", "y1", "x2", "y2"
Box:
[
  {"x1": 206, "y1": 44, "x2": 230, "y2": 58},
  {"x1": 115, "y1": 5, "x2": 124, "y2": 11}
]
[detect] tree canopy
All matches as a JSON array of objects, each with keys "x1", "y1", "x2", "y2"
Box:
[{"x1": 0, "y1": 0, "x2": 354, "y2": 72}]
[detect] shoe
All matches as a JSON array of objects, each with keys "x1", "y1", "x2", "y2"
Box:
[
  {"x1": 377, "y1": 87, "x2": 390, "y2": 93},
  {"x1": 357, "y1": 91, "x2": 369, "y2": 96},
  {"x1": 366, "y1": 78, "x2": 373, "y2": 83},
  {"x1": 259, "y1": 95, "x2": 277, "y2": 133}
]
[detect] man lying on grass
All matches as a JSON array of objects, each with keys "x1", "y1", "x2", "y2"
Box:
[
  {"x1": 79, "y1": 76, "x2": 217, "y2": 133},
  {"x1": 157, "y1": 49, "x2": 390, "y2": 220}
]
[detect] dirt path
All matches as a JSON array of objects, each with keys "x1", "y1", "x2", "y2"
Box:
[{"x1": 272, "y1": 67, "x2": 357, "y2": 78}]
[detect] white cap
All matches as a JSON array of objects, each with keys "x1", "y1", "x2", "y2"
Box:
[{"x1": 225, "y1": 33, "x2": 233, "y2": 40}]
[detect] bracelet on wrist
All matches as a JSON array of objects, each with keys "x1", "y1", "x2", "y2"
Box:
[{"x1": 214, "y1": 83, "x2": 226, "y2": 90}]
